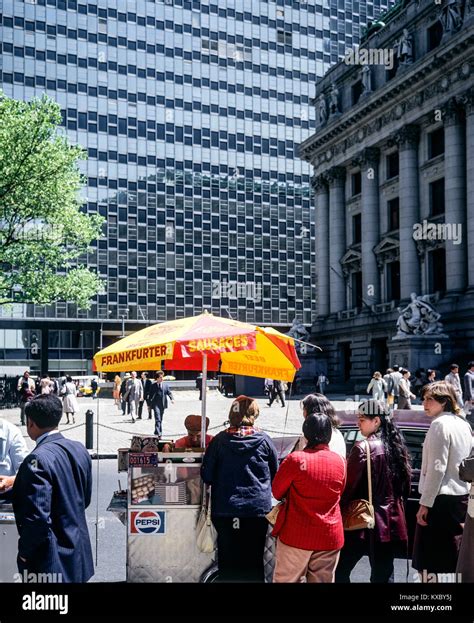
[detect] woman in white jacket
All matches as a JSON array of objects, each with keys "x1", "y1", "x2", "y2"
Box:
[
  {"x1": 413, "y1": 381, "x2": 472, "y2": 579},
  {"x1": 367, "y1": 371, "x2": 386, "y2": 401},
  {"x1": 61, "y1": 375, "x2": 79, "y2": 424}
]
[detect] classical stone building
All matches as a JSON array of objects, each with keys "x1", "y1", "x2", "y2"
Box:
[{"x1": 300, "y1": 0, "x2": 474, "y2": 390}]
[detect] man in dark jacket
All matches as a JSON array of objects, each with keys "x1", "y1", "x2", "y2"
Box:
[
  {"x1": 12, "y1": 394, "x2": 93, "y2": 583},
  {"x1": 138, "y1": 372, "x2": 152, "y2": 420},
  {"x1": 201, "y1": 395, "x2": 278, "y2": 582},
  {"x1": 148, "y1": 371, "x2": 174, "y2": 437},
  {"x1": 120, "y1": 373, "x2": 130, "y2": 416}
]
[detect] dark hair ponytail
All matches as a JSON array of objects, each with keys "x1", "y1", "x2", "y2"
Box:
[{"x1": 358, "y1": 400, "x2": 411, "y2": 496}]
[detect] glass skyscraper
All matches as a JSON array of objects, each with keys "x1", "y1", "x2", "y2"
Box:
[{"x1": 0, "y1": 0, "x2": 391, "y2": 371}]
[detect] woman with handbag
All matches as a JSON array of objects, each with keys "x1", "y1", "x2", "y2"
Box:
[
  {"x1": 271, "y1": 413, "x2": 346, "y2": 582},
  {"x1": 335, "y1": 399, "x2": 411, "y2": 583},
  {"x1": 412, "y1": 381, "x2": 472, "y2": 579},
  {"x1": 201, "y1": 395, "x2": 278, "y2": 582}
]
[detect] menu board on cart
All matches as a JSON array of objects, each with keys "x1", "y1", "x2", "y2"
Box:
[{"x1": 129, "y1": 453, "x2": 158, "y2": 466}]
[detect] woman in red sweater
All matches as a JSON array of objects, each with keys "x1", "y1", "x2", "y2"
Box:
[{"x1": 271, "y1": 413, "x2": 346, "y2": 582}]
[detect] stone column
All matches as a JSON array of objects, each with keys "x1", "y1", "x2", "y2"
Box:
[
  {"x1": 360, "y1": 147, "x2": 381, "y2": 306},
  {"x1": 313, "y1": 174, "x2": 330, "y2": 316},
  {"x1": 462, "y1": 89, "x2": 474, "y2": 290},
  {"x1": 443, "y1": 98, "x2": 467, "y2": 294},
  {"x1": 396, "y1": 125, "x2": 421, "y2": 299},
  {"x1": 327, "y1": 166, "x2": 346, "y2": 314}
]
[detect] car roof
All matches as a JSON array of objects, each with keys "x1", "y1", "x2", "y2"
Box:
[{"x1": 337, "y1": 409, "x2": 432, "y2": 429}]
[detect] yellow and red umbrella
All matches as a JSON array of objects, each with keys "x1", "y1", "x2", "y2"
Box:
[
  {"x1": 93, "y1": 311, "x2": 300, "y2": 381},
  {"x1": 93, "y1": 312, "x2": 302, "y2": 444}
]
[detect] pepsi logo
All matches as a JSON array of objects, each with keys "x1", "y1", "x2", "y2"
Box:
[{"x1": 130, "y1": 510, "x2": 165, "y2": 535}]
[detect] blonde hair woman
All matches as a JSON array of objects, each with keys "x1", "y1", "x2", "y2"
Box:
[{"x1": 113, "y1": 375, "x2": 122, "y2": 408}]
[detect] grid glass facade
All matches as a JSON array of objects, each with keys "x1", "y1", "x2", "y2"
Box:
[{"x1": 0, "y1": 0, "x2": 391, "y2": 328}]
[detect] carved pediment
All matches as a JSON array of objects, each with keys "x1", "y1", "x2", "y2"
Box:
[
  {"x1": 340, "y1": 248, "x2": 362, "y2": 277},
  {"x1": 374, "y1": 236, "x2": 400, "y2": 255},
  {"x1": 373, "y1": 236, "x2": 400, "y2": 269}
]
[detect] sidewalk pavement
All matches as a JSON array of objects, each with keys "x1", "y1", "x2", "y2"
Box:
[{"x1": 0, "y1": 391, "x2": 424, "y2": 456}]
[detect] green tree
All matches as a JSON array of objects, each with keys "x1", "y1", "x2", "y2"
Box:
[{"x1": 0, "y1": 91, "x2": 104, "y2": 309}]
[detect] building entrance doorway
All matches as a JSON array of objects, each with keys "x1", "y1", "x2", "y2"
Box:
[
  {"x1": 371, "y1": 338, "x2": 388, "y2": 375},
  {"x1": 339, "y1": 342, "x2": 352, "y2": 382}
]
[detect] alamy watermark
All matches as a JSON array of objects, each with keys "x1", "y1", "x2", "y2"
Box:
[
  {"x1": 212, "y1": 279, "x2": 262, "y2": 303},
  {"x1": 14, "y1": 570, "x2": 63, "y2": 583},
  {"x1": 344, "y1": 47, "x2": 395, "y2": 70},
  {"x1": 412, "y1": 220, "x2": 462, "y2": 245}
]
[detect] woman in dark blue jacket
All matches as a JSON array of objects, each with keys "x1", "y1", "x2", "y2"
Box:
[{"x1": 201, "y1": 395, "x2": 278, "y2": 582}]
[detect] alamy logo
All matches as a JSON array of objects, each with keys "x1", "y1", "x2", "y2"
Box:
[
  {"x1": 212, "y1": 280, "x2": 262, "y2": 303},
  {"x1": 344, "y1": 47, "x2": 394, "y2": 70},
  {"x1": 412, "y1": 220, "x2": 462, "y2": 245},
  {"x1": 22, "y1": 592, "x2": 68, "y2": 615}
]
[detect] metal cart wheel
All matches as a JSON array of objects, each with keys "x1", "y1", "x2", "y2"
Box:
[{"x1": 200, "y1": 562, "x2": 219, "y2": 583}]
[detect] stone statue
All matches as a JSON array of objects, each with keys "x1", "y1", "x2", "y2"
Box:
[
  {"x1": 287, "y1": 318, "x2": 312, "y2": 353},
  {"x1": 442, "y1": 0, "x2": 464, "y2": 33},
  {"x1": 395, "y1": 293, "x2": 445, "y2": 338},
  {"x1": 287, "y1": 318, "x2": 310, "y2": 342},
  {"x1": 318, "y1": 94, "x2": 328, "y2": 125},
  {"x1": 361, "y1": 65, "x2": 372, "y2": 93},
  {"x1": 329, "y1": 83, "x2": 340, "y2": 115},
  {"x1": 396, "y1": 29, "x2": 414, "y2": 64}
]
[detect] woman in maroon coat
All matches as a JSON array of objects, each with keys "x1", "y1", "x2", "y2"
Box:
[
  {"x1": 272, "y1": 413, "x2": 346, "y2": 583},
  {"x1": 335, "y1": 400, "x2": 411, "y2": 583}
]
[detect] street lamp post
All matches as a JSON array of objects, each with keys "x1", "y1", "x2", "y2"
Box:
[{"x1": 120, "y1": 314, "x2": 125, "y2": 338}]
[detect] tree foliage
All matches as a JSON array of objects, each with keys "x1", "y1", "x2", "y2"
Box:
[{"x1": 0, "y1": 91, "x2": 104, "y2": 309}]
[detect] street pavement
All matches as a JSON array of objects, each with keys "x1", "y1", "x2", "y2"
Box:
[
  {"x1": 0, "y1": 389, "x2": 424, "y2": 455},
  {"x1": 1, "y1": 391, "x2": 423, "y2": 583}
]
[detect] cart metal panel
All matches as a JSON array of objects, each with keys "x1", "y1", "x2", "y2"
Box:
[
  {"x1": 127, "y1": 506, "x2": 214, "y2": 582},
  {"x1": 0, "y1": 504, "x2": 19, "y2": 582}
]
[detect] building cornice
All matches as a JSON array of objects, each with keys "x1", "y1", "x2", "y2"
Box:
[{"x1": 300, "y1": 28, "x2": 474, "y2": 169}]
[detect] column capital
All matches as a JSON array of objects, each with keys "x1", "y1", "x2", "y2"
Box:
[
  {"x1": 359, "y1": 147, "x2": 380, "y2": 167},
  {"x1": 442, "y1": 97, "x2": 465, "y2": 126},
  {"x1": 311, "y1": 173, "x2": 328, "y2": 192},
  {"x1": 394, "y1": 124, "x2": 420, "y2": 149},
  {"x1": 326, "y1": 166, "x2": 346, "y2": 186},
  {"x1": 459, "y1": 87, "x2": 474, "y2": 116}
]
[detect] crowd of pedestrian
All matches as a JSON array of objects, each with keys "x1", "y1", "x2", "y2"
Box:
[
  {"x1": 364, "y1": 362, "x2": 474, "y2": 420},
  {"x1": 201, "y1": 380, "x2": 472, "y2": 584},
  {"x1": 1, "y1": 364, "x2": 472, "y2": 585}
]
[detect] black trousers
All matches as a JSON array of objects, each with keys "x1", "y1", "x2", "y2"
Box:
[
  {"x1": 138, "y1": 400, "x2": 151, "y2": 419},
  {"x1": 212, "y1": 516, "x2": 268, "y2": 582},
  {"x1": 412, "y1": 494, "x2": 468, "y2": 574},
  {"x1": 269, "y1": 387, "x2": 285, "y2": 407},
  {"x1": 335, "y1": 531, "x2": 399, "y2": 583}
]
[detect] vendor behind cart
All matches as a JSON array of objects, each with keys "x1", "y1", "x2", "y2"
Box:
[
  {"x1": 174, "y1": 415, "x2": 213, "y2": 449},
  {"x1": 0, "y1": 418, "x2": 29, "y2": 495}
]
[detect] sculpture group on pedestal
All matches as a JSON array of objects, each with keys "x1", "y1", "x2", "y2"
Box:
[{"x1": 395, "y1": 293, "x2": 446, "y2": 338}]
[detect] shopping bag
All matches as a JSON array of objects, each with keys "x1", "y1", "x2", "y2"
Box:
[{"x1": 196, "y1": 492, "x2": 217, "y2": 554}]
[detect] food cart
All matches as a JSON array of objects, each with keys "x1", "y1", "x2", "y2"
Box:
[
  {"x1": 109, "y1": 436, "x2": 215, "y2": 583},
  {"x1": 96, "y1": 312, "x2": 305, "y2": 583}
]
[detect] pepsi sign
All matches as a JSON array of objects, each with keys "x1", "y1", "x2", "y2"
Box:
[{"x1": 130, "y1": 510, "x2": 166, "y2": 535}]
